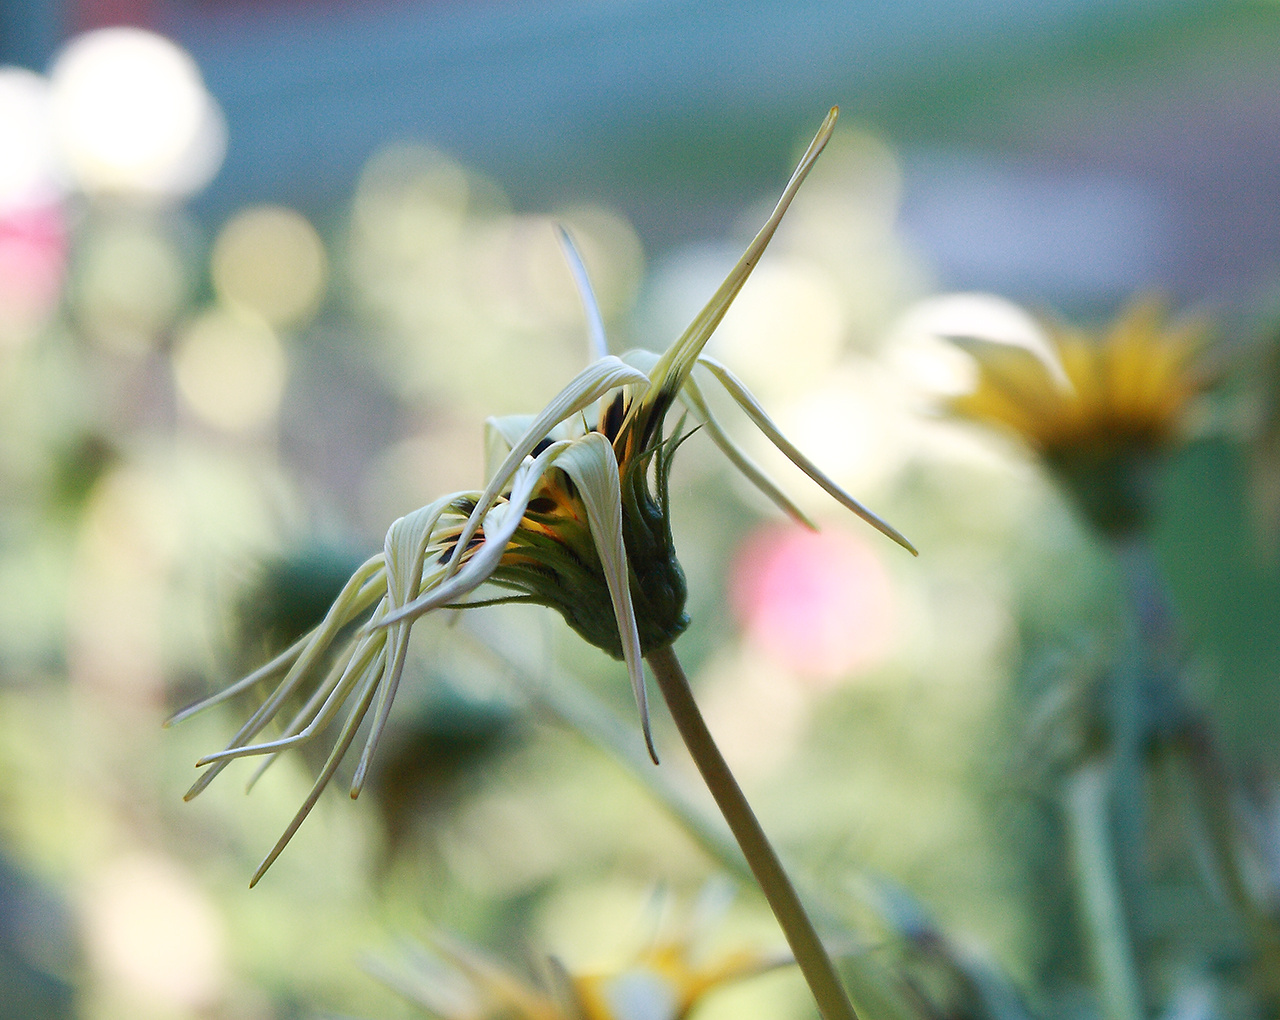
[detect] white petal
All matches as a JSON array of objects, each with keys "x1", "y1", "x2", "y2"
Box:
[
  {"x1": 378, "y1": 440, "x2": 573, "y2": 627},
  {"x1": 680, "y1": 368, "x2": 816, "y2": 529},
  {"x1": 351, "y1": 498, "x2": 453, "y2": 793},
  {"x1": 552, "y1": 432, "x2": 657, "y2": 763},
  {"x1": 168, "y1": 554, "x2": 384, "y2": 728},
  {"x1": 643, "y1": 108, "x2": 838, "y2": 401},
  {"x1": 181, "y1": 555, "x2": 388, "y2": 800},
  {"x1": 249, "y1": 646, "x2": 387, "y2": 887},
  {"x1": 909, "y1": 292, "x2": 1070, "y2": 392},
  {"x1": 484, "y1": 414, "x2": 534, "y2": 481},
  {"x1": 194, "y1": 631, "x2": 377, "y2": 768},
  {"x1": 558, "y1": 224, "x2": 610, "y2": 363},
  {"x1": 699, "y1": 354, "x2": 917, "y2": 555},
  {"x1": 446, "y1": 356, "x2": 648, "y2": 583},
  {"x1": 166, "y1": 631, "x2": 306, "y2": 727},
  {"x1": 621, "y1": 348, "x2": 659, "y2": 373}
]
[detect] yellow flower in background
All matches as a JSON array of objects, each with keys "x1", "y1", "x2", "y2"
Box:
[
  {"x1": 950, "y1": 297, "x2": 1209, "y2": 453},
  {"x1": 171, "y1": 108, "x2": 914, "y2": 886},
  {"x1": 948, "y1": 297, "x2": 1213, "y2": 535},
  {"x1": 573, "y1": 939, "x2": 783, "y2": 1020},
  {"x1": 373, "y1": 919, "x2": 786, "y2": 1020}
]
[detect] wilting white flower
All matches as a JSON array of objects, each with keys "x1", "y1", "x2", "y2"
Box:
[{"x1": 173, "y1": 108, "x2": 913, "y2": 885}]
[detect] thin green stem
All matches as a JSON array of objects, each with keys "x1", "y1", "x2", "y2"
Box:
[
  {"x1": 1109, "y1": 537, "x2": 1161, "y2": 923},
  {"x1": 1063, "y1": 762, "x2": 1145, "y2": 1020},
  {"x1": 646, "y1": 642, "x2": 860, "y2": 1020}
]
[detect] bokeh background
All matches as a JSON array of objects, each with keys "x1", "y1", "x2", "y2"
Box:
[{"x1": 4, "y1": 1, "x2": 1280, "y2": 1018}]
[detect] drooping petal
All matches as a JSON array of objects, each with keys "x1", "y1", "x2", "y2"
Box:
[
  {"x1": 379, "y1": 439, "x2": 575, "y2": 627},
  {"x1": 166, "y1": 631, "x2": 309, "y2": 727},
  {"x1": 698, "y1": 354, "x2": 918, "y2": 555},
  {"x1": 204, "y1": 500, "x2": 458, "y2": 776},
  {"x1": 167, "y1": 554, "x2": 384, "y2": 729},
  {"x1": 180, "y1": 554, "x2": 388, "y2": 799},
  {"x1": 242, "y1": 636, "x2": 383, "y2": 791},
  {"x1": 351, "y1": 497, "x2": 455, "y2": 794},
  {"x1": 635, "y1": 108, "x2": 839, "y2": 418},
  {"x1": 558, "y1": 224, "x2": 610, "y2": 363},
  {"x1": 552, "y1": 431, "x2": 656, "y2": 763},
  {"x1": 192, "y1": 639, "x2": 365, "y2": 767},
  {"x1": 679, "y1": 369, "x2": 817, "y2": 529},
  {"x1": 248, "y1": 644, "x2": 388, "y2": 886},
  {"x1": 447, "y1": 356, "x2": 649, "y2": 583}
]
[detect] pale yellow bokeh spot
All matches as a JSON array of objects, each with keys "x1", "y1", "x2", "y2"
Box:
[
  {"x1": 69, "y1": 464, "x2": 181, "y2": 698},
  {"x1": 211, "y1": 205, "x2": 327, "y2": 327},
  {"x1": 74, "y1": 215, "x2": 190, "y2": 354},
  {"x1": 172, "y1": 307, "x2": 287, "y2": 432},
  {"x1": 709, "y1": 258, "x2": 845, "y2": 403},
  {"x1": 82, "y1": 853, "x2": 225, "y2": 1011}
]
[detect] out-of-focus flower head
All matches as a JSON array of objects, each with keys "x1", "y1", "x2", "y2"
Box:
[
  {"x1": 948, "y1": 297, "x2": 1213, "y2": 536},
  {"x1": 374, "y1": 914, "x2": 787, "y2": 1020},
  {"x1": 171, "y1": 108, "x2": 914, "y2": 885},
  {"x1": 571, "y1": 939, "x2": 783, "y2": 1020}
]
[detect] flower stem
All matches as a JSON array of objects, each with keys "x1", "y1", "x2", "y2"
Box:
[
  {"x1": 646, "y1": 642, "x2": 860, "y2": 1020},
  {"x1": 1063, "y1": 762, "x2": 1145, "y2": 1020}
]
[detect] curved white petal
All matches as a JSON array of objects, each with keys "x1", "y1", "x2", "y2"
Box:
[
  {"x1": 248, "y1": 645, "x2": 388, "y2": 886},
  {"x1": 680, "y1": 368, "x2": 816, "y2": 529},
  {"x1": 180, "y1": 555, "x2": 388, "y2": 800},
  {"x1": 620, "y1": 348, "x2": 660, "y2": 373},
  {"x1": 193, "y1": 640, "x2": 365, "y2": 767},
  {"x1": 484, "y1": 413, "x2": 589, "y2": 482},
  {"x1": 167, "y1": 631, "x2": 307, "y2": 727},
  {"x1": 447, "y1": 356, "x2": 648, "y2": 583},
  {"x1": 379, "y1": 440, "x2": 574, "y2": 627},
  {"x1": 553, "y1": 432, "x2": 656, "y2": 763},
  {"x1": 558, "y1": 224, "x2": 609, "y2": 363},
  {"x1": 698, "y1": 354, "x2": 917, "y2": 556},
  {"x1": 351, "y1": 497, "x2": 455, "y2": 793},
  {"x1": 642, "y1": 108, "x2": 838, "y2": 405},
  {"x1": 169, "y1": 554, "x2": 384, "y2": 728},
  {"x1": 485, "y1": 414, "x2": 535, "y2": 480},
  {"x1": 917, "y1": 292, "x2": 1069, "y2": 391}
]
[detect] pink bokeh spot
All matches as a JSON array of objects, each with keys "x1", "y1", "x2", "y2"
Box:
[
  {"x1": 0, "y1": 203, "x2": 67, "y2": 341},
  {"x1": 731, "y1": 523, "x2": 896, "y2": 683}
]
